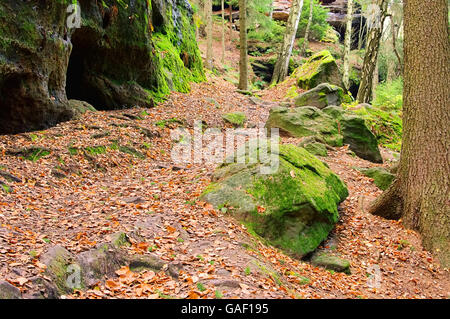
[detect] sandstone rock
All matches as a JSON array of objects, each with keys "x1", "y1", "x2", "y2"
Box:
[
  {"x1": 200, "y1": 143, "x2": 348, "y2": 258},
  {"x1": 295, "y1": 83, "x2": 347, "y2": 109},
  {"x1": 293, "y1": 50, "x2": 344, "y2": 89},
  {"x1": 266, "y1": 106, "x2": 383, "y2": 163}
]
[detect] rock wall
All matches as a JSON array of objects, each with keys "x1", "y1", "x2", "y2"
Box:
[{"x1": 0, "y1": 0, "x2": 204, "y2": 134}]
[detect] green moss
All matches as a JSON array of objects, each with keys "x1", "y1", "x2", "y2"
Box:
[
  {"x1": 293, "y1": 50, "x2": 337, "y2": 89},
  {"x1": 358, "y1": 167, "x2": 395, "y2": 190},
  {"x1": 222, "y1": 112, "x2": 247, "y2": 127},
  {"x1": 202, "y1": 144, "x2": 348, "y2": 258}
]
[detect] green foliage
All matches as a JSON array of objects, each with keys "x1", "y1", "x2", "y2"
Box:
[
  {"x1": 247, "y1": 0, "x2": 285, "y2": 43},
  {"x1": 297, "y1": 0, "x2": 330, "y2": 41}
]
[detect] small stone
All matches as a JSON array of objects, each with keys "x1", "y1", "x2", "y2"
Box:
[
  {"x1": 311, "y1": 253, "x2": 351, "y2": 274},
  {"x1": 0, "y1": 281, "x2": 22, "y2": 299}
]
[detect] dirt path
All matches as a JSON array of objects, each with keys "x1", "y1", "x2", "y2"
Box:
[{"x1": 0, "y1": 74, "x2": 448, "y2": 299}]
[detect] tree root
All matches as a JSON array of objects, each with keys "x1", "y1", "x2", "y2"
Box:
[{"x1": 368, "y1": 179, "x2": 403, "y2": 220}]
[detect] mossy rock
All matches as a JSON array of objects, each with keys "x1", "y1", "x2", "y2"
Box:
[
  {"x1": 303, "y1": 142, "x2": 328, "y2": 157},
  {"x1": 340, "y1": 115, "x2": 383, "y2": 163},
  {"x1": 200, "y1": 143, "x2": 348, "y2": 258},
  {"x1": 293, "y1": 50, "x2": 344, "y2": 90},
  {"x1": 295, "y1": 83, "x2": 347, "y2": 109},
  {"x1": 222, "y1": 112, "x2": 247, "y2": 127},
  {"x1": 311, "y1": 252, "x2": 351, "y2": 274},
  {"x1": 266, "y1": 106, "x2": 383, "y2": 163},
  {"x1": 69, "y1": 100, "x2": 97, "y2": 116},
  {"x1": 40, "y1": 246, "x2": 79, "y2": 295},
  {"x1": 358, "y1": 167, "x2": 395, "y2": 190},
  {"x1": 265, "y1": 106, "x2": 343, "y2": 147}
]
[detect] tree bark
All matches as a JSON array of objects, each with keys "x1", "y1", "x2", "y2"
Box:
[
  {"x1": 369, "y1": 0, "x2": 450, "y2": 268},
  {"x1": 342, "y1": 0, "x2": 354, "y2": 90},
  {"x1": 271, "y1": 0, "x2": 304, "y2": 85},
  {"x1": 302, "y1": 0, "x2": 314, "y2": 54},
  {"x1": 229, "y1": 2, "x2": 233, "y2": 42},
  {"x1": 238, "y1": 0, "x2": 249, "y2": 90},
  {"x1": 356, "y1": 0, "x2": 388, "y2": 103},
  {"x1": 221, "y1": 0, "x2": 225, "y2": 64},
  {"x1": 205, "y1": 0, "x2": 213, "y2": 70}
]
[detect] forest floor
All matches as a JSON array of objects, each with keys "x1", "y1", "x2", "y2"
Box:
[{"x1": 0, "y1": 25, "x2": 448, "y2": 299}]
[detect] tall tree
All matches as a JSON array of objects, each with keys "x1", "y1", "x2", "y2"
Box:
[
  {"x1": 271, "y1": 0, "x2": 304, "y2": 85},
  {"x1": 205, "y1": 0, "x2": 213, "y2": 70},
  {"x1": 369, "y1": 0, "x2": 450, "y2": 267},
  {"x1": 238, "y1": 0, "x2": 249, "y2": 90},
  {"x1": 356, "y1": 0, "x2": 388, "y2": 103},
  {"x1": 342, "y1": 0, "x2": 354, "y2": 90},
  {"x1": 221, "y1": 0, "x2": 226, "y2": 64},
  {"x1": 302, "y1": 0, "x2": 314, "y2": 55}
]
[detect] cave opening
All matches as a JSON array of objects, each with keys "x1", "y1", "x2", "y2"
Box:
[{"x1": 65, "y1": 29, "x2": 109, "y2": 110}]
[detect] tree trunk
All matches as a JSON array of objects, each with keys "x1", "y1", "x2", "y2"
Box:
[
  {"x1": 371, "y1": 56, "x2": 378, "y2": 100},
  {"x1": 356, "y1": 0, "x2": 388, "y2": 103},
  {"x1": 205, "y1": 0, "x2": 213, "y2": 70},
  {"x1": 369, "y1": 0, "x2": 450, "y2": 268},
  {"x1": 221, "y1": 0, "x2": 225, "y2": 64},
  {"x1": 238, "y1": 0, "x2": 249, "y2": 90},
  {"x1": 302, "y1": 0, "x2": 314, "y2": 54},
  {"x1": 229, "y1": 2, "x2": 233, "y2": 42},
  {"x1": 342, "y1": 0, "x2": 354, "y2": 90},
  {"x1": 271, "y1": 0, "x2": 304, "y2": 85}
]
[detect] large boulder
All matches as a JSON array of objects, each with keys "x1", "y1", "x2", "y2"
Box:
[
  {"x1": 295, "y1": 83, "x2": 347, "y2": 108},
  {"x1": 200, "y1": 144, "x2": 348, "y2": 258},
  {"x1": 0, "y1": 0, "x2": 204, "y2": 133},
  {"x1": 293, "y1": 50, "x2": 344, "y2": 90},
  {"x1": 266, "y1": 106, "x2": 383, "y2": 163}
]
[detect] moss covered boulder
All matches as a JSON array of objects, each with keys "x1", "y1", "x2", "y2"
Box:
[
  {"x1": 293, "y1": 50, "x2": 344, "y2": 90},
  {"x1": 0, "y1": 0, "x2": 204, "y2": 133},
  {"x1": 265, "y1": 106, "x2": 343, "y2": 146},
  {"x1": 295, "y1": 83, "x2": 348, "y2": 109},
  {"x1": 222, "y1": 112, "x2": 247, "y2": 127},
  {"x1": 266, "y1": 106, "x2": 383, "y2": 163},
  {"x1": 200, "y1": 144, "x2": 348, "y2": 258},
  {"x1": 358, "y1": 167, "x2": 395, "y2": 190}
]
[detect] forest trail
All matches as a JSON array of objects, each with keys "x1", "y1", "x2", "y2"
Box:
[
  {"x1": 1, "y1": 18, "x2": 449, "y2": 299},
  {"x1": 0, "y1": 73, "x2": 448, "y2": 299}
]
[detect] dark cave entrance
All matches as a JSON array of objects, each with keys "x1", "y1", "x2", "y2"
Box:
[
  {"x1": 65, "y1": 45, "x2": 84, "y2": 102},
  {"x1": 65, "y1": 29, "x2": 109, "y2": 110}
]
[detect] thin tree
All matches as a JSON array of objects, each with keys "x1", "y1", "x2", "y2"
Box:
[
  {"x1": 356, "y1": 0, "x2": 388, "y2": 103},
  {"x1": 369, "y1": 0, "x2": 450, "y2": 267},
  {"x1": 221, "y1": 0, "x2": 226, "y2": 64},
  {"x1": 342, "y1": 0, "x2": 354, "y2": 90},
  {"x1": 302, "y1": 0, "x2": 314, "y2": 55},
  {"x1": 271, "y1": 0, "x2": 304, "y2": 85},
  {"x1": 238, "y1": 0, "x2": 249, "y2": 90},
  {"x1": 229, "y1": 1, "x2": 233, "y2": 42},
  {"x1": 205, "y1": 0, "x2": 213, "y2": 70}
]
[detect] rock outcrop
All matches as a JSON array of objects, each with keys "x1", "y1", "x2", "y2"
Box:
[
  {"x1": 0, "y1": 0, "x2": 204, "y2": 134},
  {"x1": 201, "y1": 143, "x2": 348, "y2": 258},
  {"x1": 293, "y1": 50, "x2": 344, "y2": 89},
  {"x1": 295, "y1": 83, "x2": 348, "y2": 108},
  {"x1": 266, "y1": 105, "x2": 383, "y2": 163}
]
